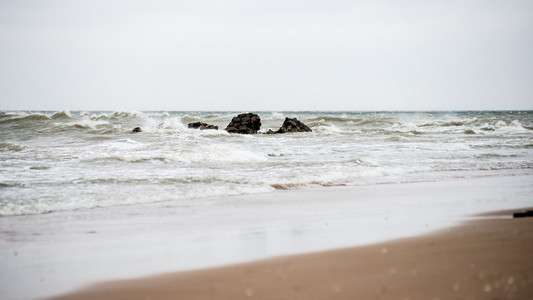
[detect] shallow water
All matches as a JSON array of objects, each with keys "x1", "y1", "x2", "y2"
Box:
[{"x1": 1, "y1": 110, "x2": 532, "y2": 215}]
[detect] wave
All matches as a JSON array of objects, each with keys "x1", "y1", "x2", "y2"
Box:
[
  {"x1": 79, "y1": 142, "x2": 267, "y2": 165},
  {"x1": 80, "y1": 111, "x2": 113, "y2": 121},
  {"x1": 2, "y1": 109, "x2": 532, "y2": 138},
  {"x1": 109, "y1": 110, "x2": 144, "y2": 119},
  {"x1": 143, "y1": 116, "x2": 188, "y2": 132},
  {"x1": 475, "y1": 153, "x2": 519, "y2": 158},
  {"x1": 353, "y1": 118, "x2": 395, "y2": 127},
  {"x1": 2, "y1": 111, "x2": 529, "y2": 134},
  {"x1": 76, "y1": 111, "x2": 146, "y2": 121},
  {"x1": 0, "y1": 112, "x2": 23, "y2": 120},
  {"x1": 29, "y1": 165, "x2": 51, "y2": 170},
  {"x1": 0, "y1": 111, "x2": 194, "y2": 135},
  {"x1": 71, "y1": 177, "x2": 195, "y2": 185},
  {"x1": 67, "y1": 175, "x2": 261, "y2": 186},
  {"x1": 413, "y1": 121, "x2": 463, "y2": 128},
  {"x1": 442, "y1": 121, "x2": 471, "y2": 127},
  {"x1": 269, "y1": 112, "x2": 286, "y2": 120},
  {"x1": 472, "y1": 120, "x2": 531, "y2": 134},
  {"x1": 65, "y1": 119, "x2": 112, "y2": 131},
  {"x1": 385, "y1": 118, "x2": 531, "y2": 135},
  {"x1": 0, "y1": 180, "x2": 275, "y2": 216},
  {"x1": 0, "y1": 113, "x2": 50, "y2": 125},
  {"x1": 51, "y1": 110, "x2": 73, "y2": 119},
  {"x1": 0, "y1": 182, "x2": 25, "y2": 188},
  {"x1": 270, "y1": 182, "x2": 346, "y2": 190},
  {"x1": 313, "y1": 123, "x2": 343, "y2": 134},
  {"x1": 84, "y1": 155, "x2": 169, "y2": 164},
  {"x1": 305, "y1": 114, "x2": 358, "y2": 123},
  {"x1": 306, "y1": 119, "x2": 328, "y2": 127},
  {"x1": 0, "y1": 142, "x2": 27, "y2": 152}
]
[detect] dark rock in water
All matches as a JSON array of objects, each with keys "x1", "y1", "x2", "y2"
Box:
[
  {"x1": 132, "y1": 127, "x2": 142, "y2": 133},
  {"x1": 276, "y1": 117, "x2": 312, "y2": 133},
  {"x1": 188, "y1": 122, "x2": 218, "y2": 130},
  {"x1": 264, "y1": 129, "x2": 276, "y2": 134},
  {"x1": 513, "y1": 210, "x2": 533, "y2": 218},
  {"x1": 225, "y1": 113, "x2": 261, "y2": 134}
]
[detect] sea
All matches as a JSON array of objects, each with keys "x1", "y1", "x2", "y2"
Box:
[{"x1": 1, "y1": 110, "x2": 532, "y2": 217}]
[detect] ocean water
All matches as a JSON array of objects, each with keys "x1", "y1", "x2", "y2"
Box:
[{"x1": 1, "y1": 110, "x2": 532, "y2": 216}]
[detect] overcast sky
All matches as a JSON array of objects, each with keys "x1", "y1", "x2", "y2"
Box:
[{"x1": 1, "y1": 0, "x2": 532, "y2": 111}]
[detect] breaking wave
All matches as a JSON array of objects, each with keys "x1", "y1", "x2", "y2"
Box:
[
  {"x1": 51, "y1": 110, "x2": 73, "y2": 119},
  {"x1": 0, "y1": 113, "x2": 51, "y2": 125}
]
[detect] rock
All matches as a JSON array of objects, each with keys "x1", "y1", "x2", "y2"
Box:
[
  {"x1": 264, "y1": 129, "x2": 276, "y2": 134},
  {"x1": 188, "y1": 122, "x2": 218, "y2": 130},
  {"x1": 224, "y1": 113, "x2": 261, "y2": 134},
  {"x1": 132, "y1": 127, "x2": 142, "y2": 133},
  {"x1": 276, "y1": 117, "x2": 312, "y2": 133},
  {"x1": 513, "y1": 210, "x2": 533, "y2": 218}
]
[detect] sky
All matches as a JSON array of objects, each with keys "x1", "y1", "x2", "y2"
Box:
[{"x1": 1, "y1": 0, "x2": 532, "y2": 111}]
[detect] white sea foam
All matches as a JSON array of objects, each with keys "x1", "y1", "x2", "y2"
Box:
[
  {"x1": 313, "y1": 123, "x2": 343, "y2": 134},
  {"x1": 193, "y1": 144, "x2": 267, "y2": 163},
  {"x1": 269, "y1": 112, "x2": 285, "y2": 120},
  {"x1": 110, "y1": 110, "x2": 144, "y2": 118},
  {"x1": 142, "y1": 115, "x2": 187, "y2": 132}
]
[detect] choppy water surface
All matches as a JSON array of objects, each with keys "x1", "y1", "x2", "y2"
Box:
[{"x1": 1, "y1": 110, "x2": 532, "y2": 216}]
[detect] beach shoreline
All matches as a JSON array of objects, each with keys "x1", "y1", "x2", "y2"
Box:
[
  {"x1": 1, "y1": 172, "x2": 533, "y2": 299},
  {"x1": 53, "y1": 208, "x2": 533, "y2": 300}
]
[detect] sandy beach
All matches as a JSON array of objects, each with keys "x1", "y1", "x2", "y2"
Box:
[
  {"x1": 1, "y1": 173, "x2": 533, "y2": 299},
  {"x1": 54, "y1": 208, "x2": 533, "y2": 300}
]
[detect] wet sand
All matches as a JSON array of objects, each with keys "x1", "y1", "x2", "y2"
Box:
[
  {"x1": 2, "y1": 174, "x2": 532, "y2": 299},
  {"x1": 53, "y1": 208, "x2": 533, "y2": 300}
]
